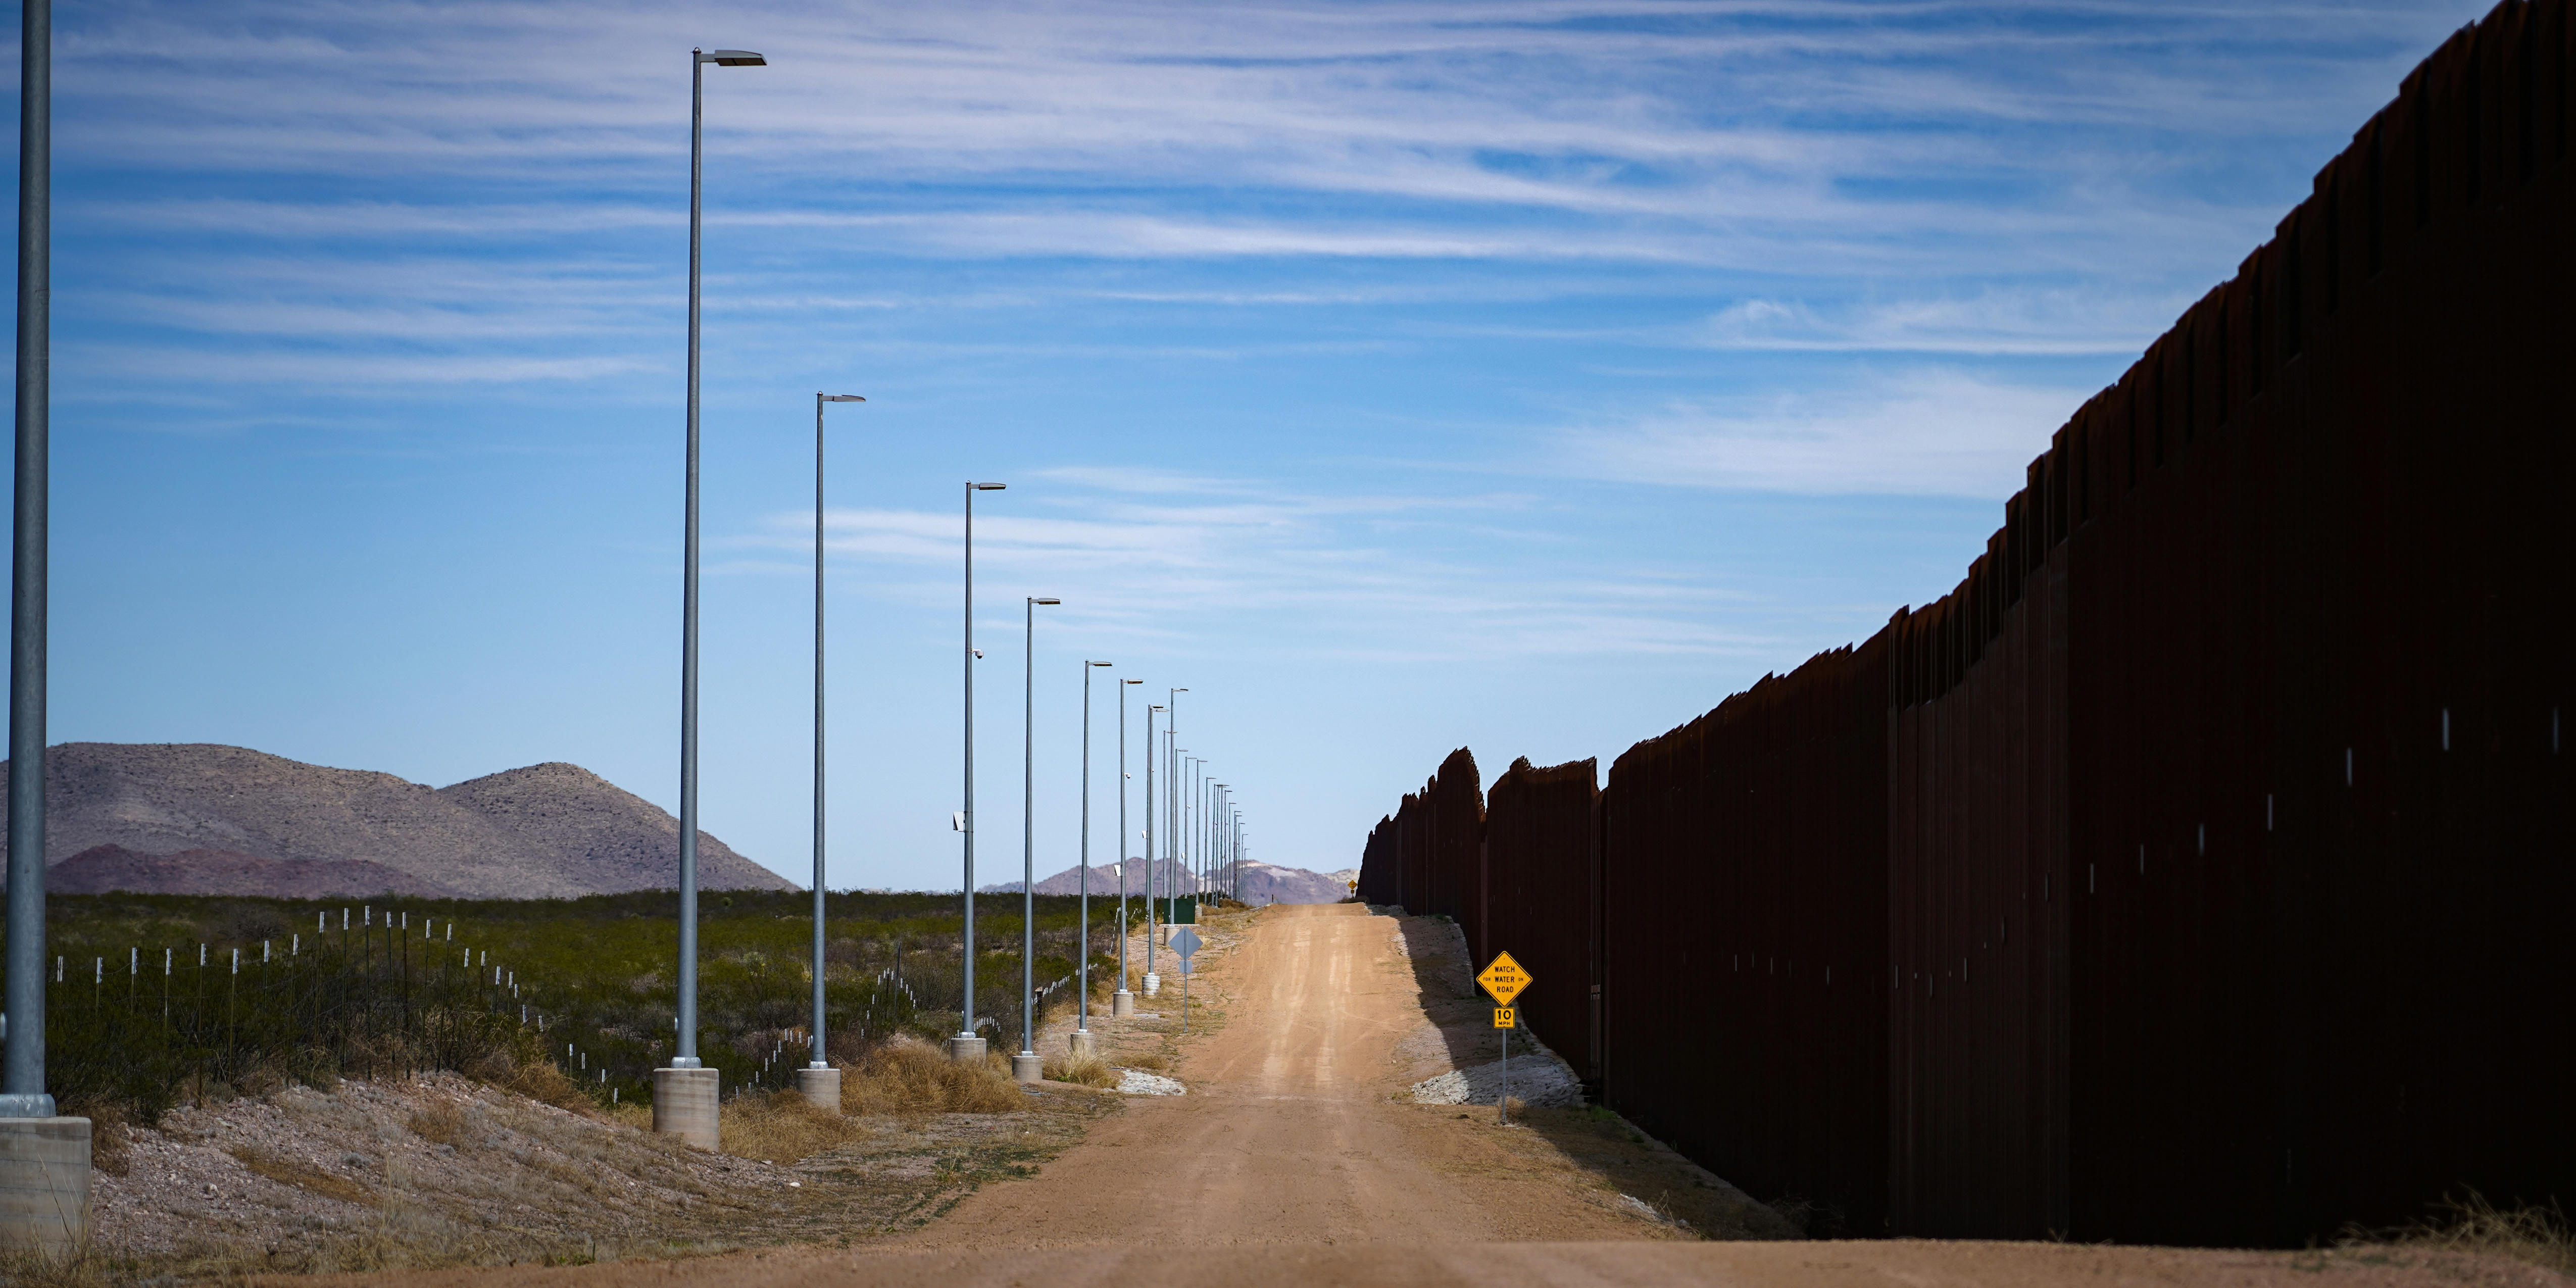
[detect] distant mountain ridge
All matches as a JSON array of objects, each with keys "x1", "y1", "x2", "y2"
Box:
[
  {"x1": 1, "y1": 742, "x2": 791, "y2": 900},
  {"x1": 981, "y1": 857, "x2": 1352, "y2": 906},
  {"x1": 49, "y1": 845, "x2": 452, "y2": 899}
]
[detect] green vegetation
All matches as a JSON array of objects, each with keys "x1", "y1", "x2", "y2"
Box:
[{"x1": 20, "y1": 889, "x2": 1132, "y2": 1122}]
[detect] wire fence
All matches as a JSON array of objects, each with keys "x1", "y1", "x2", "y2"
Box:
[{"x1": 24, "y1": 891, "x2": 1133, "y2": 1119}]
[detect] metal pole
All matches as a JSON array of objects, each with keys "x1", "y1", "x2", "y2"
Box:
[
  {"x1": 1145, "y1": 705, "x2": 1159, "y2": 983},
  {"x1": 812, "y1": 392, "x2": 825, "y2": 1068},
  {"x1": 675, "y1": 46, "x2": 705, "y2": 1072},
  {"x1": 1164, "y1": 728, "x2": 1176, "y2": 928},
  {"x1": 808, "y1": 393, "x2": 858, "y2": 1072},
  {"x1": 1019, "y1": 598, "x2": 1037, "y2": 1065},
  {"x1": 1, "y1": 0, "x2": 49, "y2": 1119},
  {"x1": 1078, "y1": 663, "x2": 1090, "y2": 1029},
  {"x1": 1077, "y1": 661, "x2": 1106, "y2": 1033},
  {"x1": 1116, "y1": 679, "x2": 1137, "y2": 1011},
  {"x1": 959, "y1": 483, "x2": 984, "y2": 1051}
]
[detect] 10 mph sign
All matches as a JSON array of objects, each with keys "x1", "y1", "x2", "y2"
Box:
[{"x1": 1477, "y1": 952, "x2": 1531, "y2": 1006}]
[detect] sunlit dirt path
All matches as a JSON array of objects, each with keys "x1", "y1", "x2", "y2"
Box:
[{"x1": 876, "y1": 902, "x2": 1655, "y2": 1250}]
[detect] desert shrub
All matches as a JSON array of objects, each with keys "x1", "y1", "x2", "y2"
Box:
[
  {"x1": 1042, "y1": 1053, "x2": 1119, "y2": 1089},
  {"x1": 56, "y1": 1095, "x2": 133, "y2": 1176},
  {"x1": 406, "y1": 1099, "x2": 479, "y2": 1148},
  {"x1": 31, "y1": 889, "x2": 1137, "y2": 1125},
  {"x1": 2357, "y1": 1192, "x2": 2576, "y2": 1274},
  {"x1": 719, "y1": 1089, "x2": 873, "y2": 1165},
  {"x1": 1124, "y1": 1051, "x2": 1170, "y2": 1072},
  {"x1": 840, "y1": 1038, "x2": 1023, "y2": 1115},
  {"x1": 459, "y1": 1050, "x2": 590, "y2": 1114}
]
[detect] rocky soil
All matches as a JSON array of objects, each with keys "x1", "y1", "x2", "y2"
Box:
[{"x1": 82, "y1": 1067, "x2": 1114, "y2": 1278}]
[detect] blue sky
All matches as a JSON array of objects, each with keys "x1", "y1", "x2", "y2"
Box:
[{"x1": 22, "y1": 0, "x2": 2488, "y2": 890}]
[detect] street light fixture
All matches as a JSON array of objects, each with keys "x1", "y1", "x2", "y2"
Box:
[
  {"x1": 659, "y1": 42, "x2": 766, "y2": 1153},
  {"x1": 1014, "y1": 597, "x2": 1061, "y2": 1084},
  {"x1": 1073, "y1": 660, "x2": 1111, "y2": 1057},
  {"x1": 953, "y1": 481, "x2": 1006, "y2": 1065},
  {"x1": 1114, "y1": 679, "x2": 1142, "y2": 1017},
  {"x1": 800, "y1": 392, "x2": 863, "y2": 1115}
]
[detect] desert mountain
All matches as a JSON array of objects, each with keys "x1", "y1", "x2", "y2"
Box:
[
  {"x1": 982, "y1": 856, "x2": 1352, "y2": 906},
  {"x1": 49, "y1": 845, "x2": 451, "y2": 899},
  {"x1": 0, "y1": 743, "x2": 792, "y2": 900}
]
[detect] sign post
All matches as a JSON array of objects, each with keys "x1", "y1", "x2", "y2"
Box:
[
  {"x1": 1171, "y1": 926, "x2": 1203, "y2": 1033},
  {"x1": 1476, "y1": 952, "x2": 1531, "y2": 1125}
]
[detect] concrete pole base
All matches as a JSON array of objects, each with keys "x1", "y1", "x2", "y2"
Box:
[
  {"x1": 1110, "y1": 989, "x2": 1135, "y2": 1017},
  {"x1": 793, "y1": 1066, "x2": 842, "y2": 1115},
  {"x1": 946, "y1": 1035, "x2": 988, "y2": 1065},
  {"x1": 1011, "y1": 1052, "x2": 1044, "y2": 1084},
  {"x1": 1143, "y1": 972, "x2": 1161, "y2": 997},
  {"x1": 1068, "y1": 1029, "x2": 1096, "y2": 1058},
  {"x1": 0, "y1": 1117, "x2": 90, "y2": 1258},
  {"x1": 650, "y1": 1067, "x2": 720, "y2": 1151}
]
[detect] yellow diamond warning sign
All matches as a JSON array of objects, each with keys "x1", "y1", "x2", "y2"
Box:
[{"x1": 1477, "y1": 952, "x2": 1531, "y2": 1006}]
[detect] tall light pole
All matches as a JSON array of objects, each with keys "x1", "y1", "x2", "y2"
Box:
[
  {"x1": 800, "y1": 392, "x2": 862, "y2": 1115},
  {"x1": 1209, "y1": 784, "x2": 1226, "y2": 901},
  {"x1": 953, "y1": 480, "x2": 1006, "y2": 1064},
  {"x1": 1185, "y1": 755, "x2": 1203, "y2": 900},
  {"x1": 0, "y1": 0, "x2": 80, "y2": 1254},
  {"x1": 1164, "y1": 727, "x2": 1179, "y2": 927},
  {"x1": 658, "y1": 44, "x2": 765, "y2": 1154},
  {"x1": 1113, "y1": 679, "x2": 1141, "y2": 1016},
  {"x1": 1176, "y1": 751, "x2": 1191, "y2": 911},
  {"x1": 1143, "y1": 704, "x2": 1162, "y2": 995},
  {"x1": 1072, "y1": 659, "x2": 1110, "y2": 1056},
  {"x1": 1013, "y1": 597, "x2": 1060, "y2": 1083},
  {"x1": 1163, "y1": 688, "x2": 1185, "y2": 932}
]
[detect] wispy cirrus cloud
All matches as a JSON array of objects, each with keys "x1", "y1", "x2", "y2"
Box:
[
  {"x1": 727, "y1": 476, "x2": 1780, "y2": 663},
  {"x1": 1554, "y1": 369, "x2": 2089, "y2": 498}
]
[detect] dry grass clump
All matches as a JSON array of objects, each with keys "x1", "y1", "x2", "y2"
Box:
[
  {"x1": 1125, "y1": 1051, "x2": 1171, "y2": 1072},
  {"x1": 225, "y1": 1143, "x2": 379, "y2": 1207},
  {"x1": 841, "y1": 1037, "x2": 1024, "y2": 1115},
  {"x1": 58, "y1": 1095, "x2": 133, "y2": 1176},
  {"x1": 720, "y1": 1089, "x2": 875, "y2": 1165},
  {"x1": 1042, "y1": 1053, "x2": 1119, "y2": 1088},
  {"x1": 406, "y1": 1099, "x2": 479, "y2": 1148},
  {"x1": 459, "y1": 1051, "x2": 591, "y2": 1114},
  {"x1": 0, "y1": 1239, "x2": 107, "y2": 1288},
  {"x1": 2360, "y1": 1192, "x2": 2576, "y2": 1274}
]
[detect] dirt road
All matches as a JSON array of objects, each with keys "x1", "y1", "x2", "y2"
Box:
[
  {"x1": 886, "y1": 902, "x2": 1684, "y2": 1249},
  {"x1": 345, "y1": 905, "x2": 2561, "y2": 1288}
]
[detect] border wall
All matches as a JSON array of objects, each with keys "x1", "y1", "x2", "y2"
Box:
[{"x1": 1353, "y1": 0, "x2": 2573, "y2": 1244}]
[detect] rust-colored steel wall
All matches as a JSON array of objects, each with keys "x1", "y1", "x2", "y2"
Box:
[
  {"x1": 2051, "y1": 1, "x2": 2576, "y2": 1241},
  {"x1": 1481, "y1": 757, "x2": 1601, "y2": 1081},
  {"x1": 1591, "y1": 642, "x2": 1892, "y2": 1233},
  {"x1": 1351, "y1": 0, "x2": 2573, "y2": 1245}
]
